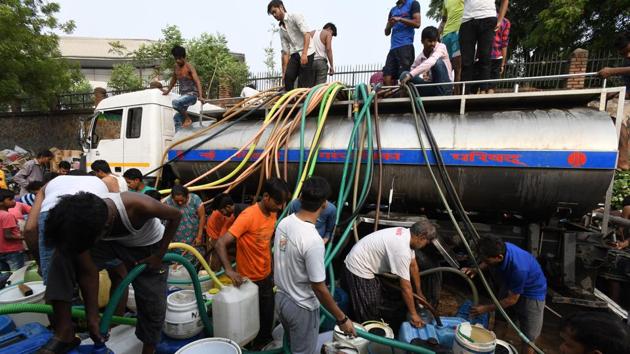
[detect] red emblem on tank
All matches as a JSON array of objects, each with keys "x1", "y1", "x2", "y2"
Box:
[{"x1": 567, "y1": 152, "x2": 587, "y2": 168}]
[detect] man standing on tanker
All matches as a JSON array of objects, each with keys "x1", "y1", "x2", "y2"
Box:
[{"x1": 383, "y1": 0, "x2": 421, "y2": 86}]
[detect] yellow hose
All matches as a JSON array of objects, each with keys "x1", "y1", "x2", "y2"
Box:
[
  {"x1": 293, "y1": 82, "x2": 344, "y2": 197},
  {"x1": 168, "y1": 242, "x2": 224, "y2": 289},
  {"x1": 162, "y1": 88, "x2": 308, "y2": 194}
]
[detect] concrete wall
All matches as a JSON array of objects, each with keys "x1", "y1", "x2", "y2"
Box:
[{"x1": 0, "y1": 109, "x2": 93, "y2": 152}]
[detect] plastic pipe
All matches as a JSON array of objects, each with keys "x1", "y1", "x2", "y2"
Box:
[
  {"x1": 0, "y1": 303, "x2": 137, "y2": 326},
  {"x1": 168, "y1": 242, "x2": 223, "y2": 288}
]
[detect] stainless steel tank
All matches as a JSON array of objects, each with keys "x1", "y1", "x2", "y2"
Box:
[{"x1": 169, "y1": 108, "x2": 617, "y2": 217}]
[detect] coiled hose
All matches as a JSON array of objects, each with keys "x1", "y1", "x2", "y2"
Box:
[{"x1": 99, "y1": 253, "x2": 213, "y2": 337}]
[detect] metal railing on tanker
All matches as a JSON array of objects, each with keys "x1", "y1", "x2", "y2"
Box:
[{"x1": 248, "y1": 51, "x2": 625, "y2": 92}]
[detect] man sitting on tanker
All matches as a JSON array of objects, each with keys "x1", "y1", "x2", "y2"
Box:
[
  {"x1": 37, "y1": 191, "x2": 181, "y2": 354},
  {"x1": 342, "y1": 218, "x2": 437, "y2": 327}
]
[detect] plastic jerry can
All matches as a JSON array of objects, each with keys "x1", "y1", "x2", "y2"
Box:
[
  {"x1": 212, "y1": 281, "x2": 259, "y2": 346},
  {"x1": 0, "y1": 322, "x2": 52, "y2": 354}
]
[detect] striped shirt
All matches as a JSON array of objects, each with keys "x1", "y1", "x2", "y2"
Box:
[{"x1": 18, "y1": 193, "x2": 36, "y2": 207}]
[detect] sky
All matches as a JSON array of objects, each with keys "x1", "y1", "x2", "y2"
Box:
[{"x1": 54, "y1": 0, "x2": 438, "y2": 73}]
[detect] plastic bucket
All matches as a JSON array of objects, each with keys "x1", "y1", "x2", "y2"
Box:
[
  {"x1": 175, "y1": 337, "x2": 241, "y2": 354},
  {"x1": 495, "y1": 339, "x2": 518, "y2": 354},
  {"x1": 362, "y1": 321, "x2": 395, "y2": 354},
  {"x1": 0, "y1": 281, "x2": 49, "y2": 327},
  {"x1": 164, "y1": 290, "x2": 204, "y2": 339},
  {"x1": 333, "y1": 323, "x2": 369, "y2": 354},
  {"x1": 452, "y1": 322, "x2": 496, "y2": 354}
]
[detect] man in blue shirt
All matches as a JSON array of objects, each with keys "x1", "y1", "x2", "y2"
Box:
[
  {"x1": 383, "y1": 0, "x2": 421, "y2": 87},
  {"x1": 463, "y1": 235, "x2": 547, "y2": 354},
  {"x1": 286, "y1": 199, "x2": 336, "y2": 244}
]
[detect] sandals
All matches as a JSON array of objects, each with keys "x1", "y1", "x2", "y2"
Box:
[{"x1": 36, "y1": 336, "x2": 81, "y2": 354}]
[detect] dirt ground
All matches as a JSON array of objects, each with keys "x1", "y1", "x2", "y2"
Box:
[{"x1": 437, "y1": 286, "x2": 563, "y2": 354}]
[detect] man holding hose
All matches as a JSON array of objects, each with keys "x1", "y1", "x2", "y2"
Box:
[
  {"x1": 464, "y1": 235, "x2": 547, "y2": 354},
  {"x1": 35, "y1": 191, "x2": 181, "y2": 354},
  {"x1": 343, "y1": 218, "x2": 436, "y2": 327}
]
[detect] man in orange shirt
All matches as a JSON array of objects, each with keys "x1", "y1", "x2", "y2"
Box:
[{"x1": 215, "y1": 178, "x2": 290, "y2": 348}]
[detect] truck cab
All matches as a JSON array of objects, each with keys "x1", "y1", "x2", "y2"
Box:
[{"x1": 81, "y1": 89, "x2": 209, "y2": 178}]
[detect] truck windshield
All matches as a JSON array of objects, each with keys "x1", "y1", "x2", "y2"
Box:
[{"x1": 92, "y1": 109, "x2": 123, "y2": 147}]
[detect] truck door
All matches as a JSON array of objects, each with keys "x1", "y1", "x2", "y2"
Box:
[
  {"x1": 122, "y1": 106, "x2": 151, "y2": 175},
  {"x1": 90, "y1": 109, "x2": 124, "y2": 173}
]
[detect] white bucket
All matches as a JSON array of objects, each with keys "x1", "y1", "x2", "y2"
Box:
[
  {"x1": 0, "y1": 281, "x2": 49, "y2": 327},
  {"x1": 362, "y1": 321, "x2": 395, "y2": 354},
  {"x1": 164, "y1": 290, "x2": 205, "y2": 339},
  {"x1": 127, "y1": 285, "x2": 137, "y2": 313},
  {"x1": 333, "y1": 323, "x2": 369, "y2": 354},
  {"x1": 168, "y1": 266, "x2": 212, "y2": 292},
  {"x1": 175, "y1": 337, "x2": 242, "y2": 354},
  {"x1": 452, "y1": 322, "x2": 497, "y2": 354}
]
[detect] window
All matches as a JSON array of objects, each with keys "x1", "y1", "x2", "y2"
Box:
[
  {"x1": 92, "y1": 109, "x2": 123, "y2": 147},
  {"x1": 126, "y1": 107, "x2": 143, "y2": 139}
]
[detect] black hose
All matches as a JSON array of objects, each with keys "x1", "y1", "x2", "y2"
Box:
[
  {"x1": 409, "y1": 84, "x2": 481, "y2": 245},
  {"x1": 143, "y1": 93, "x2": 281, "y2": 178}
]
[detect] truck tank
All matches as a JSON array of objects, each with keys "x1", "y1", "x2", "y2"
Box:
[{"x1": 168, "y1": 107, "x2": 617, "y2": 218}]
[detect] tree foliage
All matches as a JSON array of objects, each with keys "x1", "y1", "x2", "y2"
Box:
[
  {"x1": 132, "y1": 25, "x2": 249, "y2": 98},
  {"x1": 108, "y1": 63, "x2": 144, "y2": 91},
  {"x1": 0, "y1": 0, "x2": 81, "y2": 111},
  {"x1": 427, "y1": 0, "x2": 630, "y2": 55},
  {"x1": 264, "y1": 23, "x2": 279, "y2": 74}
]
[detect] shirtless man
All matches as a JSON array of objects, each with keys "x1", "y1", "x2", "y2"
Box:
[
  {"x1": 163, "y1": 45, "x2": 203, "y2": 130},
  {"x1": 34, "y1": 191, "x2": 182, "y2": 354},
  {"x1": 91, "y1": 160, "x2": 127, "y2": 193}
]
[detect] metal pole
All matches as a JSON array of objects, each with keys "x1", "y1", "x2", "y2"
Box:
[{"x1": 602, "y1": 87, "x2": 627, "y2": 238}]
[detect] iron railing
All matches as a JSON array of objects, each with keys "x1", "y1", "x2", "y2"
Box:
[
  {"x1": 248, "y1": 51, "x2": 625, "y2": 92},
  {"x1": 5, "y1": 51, "x2": 626, "y2": 113}
]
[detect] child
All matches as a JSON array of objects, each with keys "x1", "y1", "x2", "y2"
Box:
[
  {"x1": 18, "y1": 180, "x2": 44, "y2": 207},
  {"x1": 400, "y1": 26, "x2": 454, "y2": 96},
  {"x1": 0, "y1": 189, "x2": 25, "y2": 271},
  {"x1": 559, "y1": 311, "x2": 630, "y2": 354},
  {"x1": 123, "y1": 168, "x2": 155, "y2": 193},
  {"x1": 163, "y1": 45, "x2": 203, "y2": 130}
]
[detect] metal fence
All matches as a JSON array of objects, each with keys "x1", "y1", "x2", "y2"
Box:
[
  {"x1": 248, "y1": 51, "x2": 625, "y2": 92},
  {"x1": 6, "y1": 51, "x2": 626, "y2": 113}
]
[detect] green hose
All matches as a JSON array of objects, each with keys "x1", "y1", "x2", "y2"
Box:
[
  {"x1": 99, "y1": 253, "x2": 213, "y2": 337},
  {"x1": 406, "y1": 84, "x2": 543, "y2": 354},
  {"x1": 0, "y1": 303, "x2": 137, "y2": 326},
  {"x1": 420, "y1": 267, "x2": 479, "y2": 305}
]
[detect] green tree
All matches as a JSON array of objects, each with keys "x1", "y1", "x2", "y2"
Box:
[
  {"x1": 131, "y1": 25, "x2": 249, "y2": 98},
  {"x1": 264, "y1": 23, "x2": 279, "y2": 74},
  {"x1": 0, "y1": 0, "x2": 79, "y2": 111},
  {"x1": 108, "y1": 63, "x2": 144, "y2": 91},
  {"x1": 427, "y1": 0, "x2": 630, "y2": 54}
]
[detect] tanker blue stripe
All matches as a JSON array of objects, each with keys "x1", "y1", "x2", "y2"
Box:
[{"x1": 167, "y1": 149, "x2": 617, "y2": 169}]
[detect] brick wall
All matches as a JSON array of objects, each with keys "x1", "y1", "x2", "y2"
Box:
[
  {"x1": 567, "y1": 49, "x2": 589, "y2": 89},
  {"x1": 0, "y1": 109, "x2": 92, "y2": 152}
]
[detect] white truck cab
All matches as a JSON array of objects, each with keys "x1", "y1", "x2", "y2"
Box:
[{"x1": 81, "y1": 89, "x2": 212, "y2": 177}]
